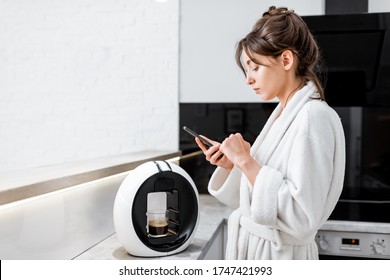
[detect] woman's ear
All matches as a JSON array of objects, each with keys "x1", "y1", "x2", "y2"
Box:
[{"x1": 280, "y1": 50, "x2": 294, "y2": 70}]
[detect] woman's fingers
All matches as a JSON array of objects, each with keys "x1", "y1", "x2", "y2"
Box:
[
  {"x1": 209, "y1": 149, "x2": 224, "y2": 165},
  {"x1": 194, "y1": 134, "x2": 233, "y2": 170},
  {"x1": 199, "y1": 135, "x2": 219, "y2": 146},
  {"x1": 194, "y1": 137, "x2": 208, "y2": 153}
]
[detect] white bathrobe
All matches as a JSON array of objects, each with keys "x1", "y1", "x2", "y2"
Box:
[{"x1": 208, "y1": 81, "x2": 346, "y2": 260}]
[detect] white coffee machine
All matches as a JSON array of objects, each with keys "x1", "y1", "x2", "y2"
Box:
[{"x1": 113, "y1": 161, "x2": 199, "y2": 257}]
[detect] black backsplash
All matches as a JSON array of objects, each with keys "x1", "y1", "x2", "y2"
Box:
[
  {"x1": 179, "y1": 102, "x2": 277, "y2": 193},
  {"x1": 179, "y1": 103, "x2": 277, "y2": 152},
  {"x1": 180, "y1": 102, "x2": 390, "y2": 202}
]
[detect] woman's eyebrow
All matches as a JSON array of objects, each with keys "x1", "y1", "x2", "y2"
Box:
[{"x1": 245, "y1": 59, "x2": 253, "y2": 66}]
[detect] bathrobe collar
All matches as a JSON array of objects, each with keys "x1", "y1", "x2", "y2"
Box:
[{"x1": 252, "y1": 81, "x2": 319, "y2": 165}]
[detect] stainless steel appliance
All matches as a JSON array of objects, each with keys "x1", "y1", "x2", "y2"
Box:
[{"x1": 316, "y1": 221, "x2": 390, "y2": 259}]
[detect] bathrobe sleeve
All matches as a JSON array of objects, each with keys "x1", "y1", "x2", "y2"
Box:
[
  {"x1": 208, "y1": 165, "x2": 242, "y2": 209},
  {"x1": 251, "y1": 119, "x2": 337, "y2": 240}
]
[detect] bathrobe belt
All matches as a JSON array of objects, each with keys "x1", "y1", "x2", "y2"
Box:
[{"x1": 239, "y1": 213, "x2": 314, "y2": 250}]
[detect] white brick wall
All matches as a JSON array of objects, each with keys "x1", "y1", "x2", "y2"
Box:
[{"x1": 0, "y1": 0, "x2": 179, "y2": 173}]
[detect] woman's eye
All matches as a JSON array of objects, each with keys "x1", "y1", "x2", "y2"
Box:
[{"x1": 251, "y1": 66, "x2": 259, "y2": 72}]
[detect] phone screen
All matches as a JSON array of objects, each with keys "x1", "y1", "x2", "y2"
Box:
[{"x1": 183, "y1": 126, "x2": 213, "y2": 148}]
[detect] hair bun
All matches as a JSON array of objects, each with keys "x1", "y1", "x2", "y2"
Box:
[
  {"x1": 269, "y1": 6, "x2": 276, "y2": 11},
  {"x1": 263, "y1": 6, "x2": 294, "y2": 17}
]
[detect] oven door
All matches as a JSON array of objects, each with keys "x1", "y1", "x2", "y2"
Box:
[{"x1": 334, "y1": 107, "x2": 390, "y2": 203}]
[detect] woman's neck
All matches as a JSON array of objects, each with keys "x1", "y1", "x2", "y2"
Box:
[{"x1": 280, "y1": 79, "x2": 304, "y2": 109}]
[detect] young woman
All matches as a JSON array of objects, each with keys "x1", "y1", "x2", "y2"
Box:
[{"x1": 195, "y1": 6, "x2": 346, "y2": 260}]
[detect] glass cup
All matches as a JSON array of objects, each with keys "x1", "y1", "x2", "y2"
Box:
[{"x1": 147, "y1": 209, "x2": 169, "y2": 237}]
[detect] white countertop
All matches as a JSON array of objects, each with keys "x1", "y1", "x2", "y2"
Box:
[
  {"x1": 320, "y1": 219, "x2": 390, "y2": 234},
  {"x1": 75, "y1": 194, "x2": 233, "y2": 260},
  {"x1": 75, "y1": 194, "x2": 390, "y2": 260}
]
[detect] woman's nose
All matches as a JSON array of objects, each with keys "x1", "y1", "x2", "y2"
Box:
[{"x1": 246, "y1": 74, "x2": 254, "y2": 85}]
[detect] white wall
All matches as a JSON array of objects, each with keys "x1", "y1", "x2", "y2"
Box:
[
  {"x1": 0, "y1": 0, "x2": 179, "y2": 173},
  {"x1": 179, "y1": 0, "x2": 325, "y2": 103},
  {"x1": 369, "y1": 0, "x2": 390, "y2": 12}
]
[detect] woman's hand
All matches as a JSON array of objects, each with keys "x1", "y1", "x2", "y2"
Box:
[
  {"x1": 219, "y1": 133, "x2": 251, "y2": 167},
  {"x1": 195, "y1": 136, "x2": 233, "y2": 171},
  {"x1": 220, "y1": 133, "x2": 261, "y2": 186}
]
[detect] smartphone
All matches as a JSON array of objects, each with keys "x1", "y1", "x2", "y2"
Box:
[{"x1": 183, "y1": 126, "x2": 213, "y2": 148}]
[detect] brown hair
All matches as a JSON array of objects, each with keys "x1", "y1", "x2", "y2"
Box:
[{"x1": 235, "y1": 6, "x2": 326, "y2": 100}]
